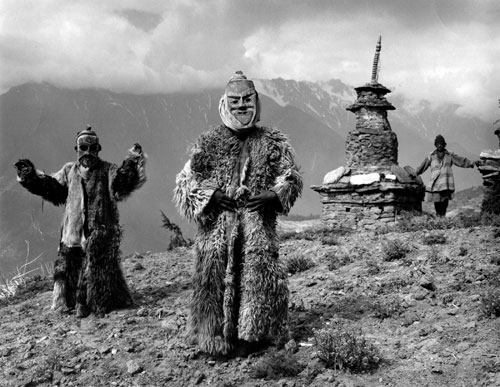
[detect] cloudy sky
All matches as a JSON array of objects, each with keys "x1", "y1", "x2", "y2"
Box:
[{"x1": 1, "y1": 0, "x2": 499, "y2": 121}]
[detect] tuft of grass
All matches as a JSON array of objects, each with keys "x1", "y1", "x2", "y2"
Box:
[
  {"x1": 421, "y1": 232, "x2": 447, "y2": 245},
  {"x1": 285, "y1": 253, "x2": 316, "y2": 275},
  {"x1": 381, "y1": 238, "x2": 412, "y2": 261},
  {"x1": 320, "y1": 235, "x2": 339, "y2": 246},
  {"x1": 427, "y1": 245, "x2": 441, "y2": 263},
  {"x1": 376, "y1": 276, "x2": 412, "y2": 295},
  {"x1": 250, "y1": 350, "x2": 305, "y2": 380},
  {"x1": 325, "y1": 250, "x2": 353, "y2": 271},
  {"x1": 0, "y1": 246, "x2": 48, "y2": 301},
  {"x1": 280, "y1": 225, "x2": 351, "y2": 242},
  {"x1": 313, "y1": 319, "x2": 381, "y2": 373}
]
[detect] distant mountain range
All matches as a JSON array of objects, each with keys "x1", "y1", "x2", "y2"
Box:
[{"x1": 0, "y1": 81, "x2": 495, "y2": 274}]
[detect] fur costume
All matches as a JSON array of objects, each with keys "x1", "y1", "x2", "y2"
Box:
[
  {"x1": 18, "y1": 148, "x2": 146, "y2": 317},
  {"x1": 174, "y1": 124, "x2": 302, "y2": 355}
]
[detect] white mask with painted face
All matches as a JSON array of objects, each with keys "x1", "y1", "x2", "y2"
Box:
[{"x1": 219, "y1": 71, "x2": 261, "y2": 133}]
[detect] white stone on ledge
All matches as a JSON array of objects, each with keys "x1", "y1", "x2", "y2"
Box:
[
  {"x1": 480, "y1": 150, "x2": 500, "y2": 159},
  {"x1": 350, "y1": 173, "x2": 380, "y2": 185},
  {"x1": 323, "y1": 166, "x2": 347, "y2": 185}
]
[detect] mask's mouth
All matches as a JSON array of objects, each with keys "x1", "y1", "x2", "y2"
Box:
[{"x1": 232, "y1": 109, "x2": 254, "y2": 125}]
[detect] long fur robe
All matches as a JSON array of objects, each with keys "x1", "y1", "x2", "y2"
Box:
[
  {"x1": 174, "y1": 125, "x2": 302, "y2": 355},
  {"x1": 19, "y1": 152, "x2": 146, "y2": 316}
]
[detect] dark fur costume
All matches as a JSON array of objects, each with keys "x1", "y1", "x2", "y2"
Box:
[
  {"x1": 19, "y1": 152, "x2": 146, "y2": 317},
  {"x1": 175, "y1": 125, "x2": 302, "y2": 355}
]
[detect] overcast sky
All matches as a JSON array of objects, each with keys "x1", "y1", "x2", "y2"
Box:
[{"x1": 1, "y1": 0, "x2": 499, "y2": 121}]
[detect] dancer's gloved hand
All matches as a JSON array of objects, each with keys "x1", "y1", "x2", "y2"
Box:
[
  {"x1": 209, "y1": 189, "x2": 237, "y2": 212},
  {"x1": 246, "y1": 190, "x2": 282, "y2": 212},
  {"x1": 14, "y1": 159, "x2": 36, "y2": 180}
]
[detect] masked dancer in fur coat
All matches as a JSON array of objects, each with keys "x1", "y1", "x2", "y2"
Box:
[
  {"x1": 174, "y1": 71, "x2": 303, "y2": 356},
  {"x1": 14, "y1": 126, "x2": 146, "y2": 318}
]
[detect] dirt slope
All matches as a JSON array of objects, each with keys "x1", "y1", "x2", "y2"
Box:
[{"x1": 1, "y1": 217, "x2": 500, "y2": 387}]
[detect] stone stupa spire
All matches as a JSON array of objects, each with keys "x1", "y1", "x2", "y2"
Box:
[{"x1": 371, "y1": 36, "x2": 382, "y2": 85}]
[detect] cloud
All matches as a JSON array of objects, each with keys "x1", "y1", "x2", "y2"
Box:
[{"x1": 0, "y1": 0, "x2": 498, "y2": 121}]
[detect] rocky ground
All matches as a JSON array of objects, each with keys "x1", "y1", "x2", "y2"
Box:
[{"x1": 1, "y1": 209, "x2": 500, "y2": 387}]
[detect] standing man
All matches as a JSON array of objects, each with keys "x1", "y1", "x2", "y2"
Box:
[
  {"x1": 15, "y1": 126, "x2": 146, "y2": 317},
  {"x1": 175, "y1": 71, "x2": 302, "y2": 356},
  {"x1": 416, "y1": 134, "x2": 479, "y2": 217}
]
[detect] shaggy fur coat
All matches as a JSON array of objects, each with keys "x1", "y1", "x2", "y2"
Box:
[
  {"x1": 19, "y1": 153, "x2": 146, "y2": 316},
  {"x1": 174, "y1": 125, "x2": 302, "y2": 355}
]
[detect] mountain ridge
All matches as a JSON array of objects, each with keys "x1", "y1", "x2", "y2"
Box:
[{"x1": 0, "y1": 81, "x2": 493, "y2": 274}]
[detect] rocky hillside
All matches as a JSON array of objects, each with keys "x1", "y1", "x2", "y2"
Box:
[{"x1": 1, "y1": 207, "x2": 500, "y2": 387}]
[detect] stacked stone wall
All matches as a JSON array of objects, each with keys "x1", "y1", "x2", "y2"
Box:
[
  {"x1": 479, "y1": 150, "x2": 500, "y2": 215},
  {"x1": 319, "y1": 189, "x2": 422, "y2": 230}
]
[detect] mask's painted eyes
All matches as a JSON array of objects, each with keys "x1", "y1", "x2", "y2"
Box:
[{"x1": 77, "y1": 144, "x2": 99, "y2": 151}]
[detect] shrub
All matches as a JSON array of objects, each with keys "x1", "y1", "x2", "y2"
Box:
[
  {"x1": 381, "y1": 238, "x2": 412, "y2": 261},
  {"x1": 480, "y1": 288, "x2": 500, "y2": 318},
  {"x1": 160, "y1": 210, "x2": 192, "y2": 250},
  {"x1": 313, "y1": 320, "x2": 381, "y2": 372},
  {"x1": 250, "y1": 350, "x2": 305, "y2": 380},
  {"x1": 285, "y1": 253, "x2": 315, "y2": 275}
]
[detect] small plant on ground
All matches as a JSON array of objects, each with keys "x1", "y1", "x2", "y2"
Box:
[
  {"x1": 250, "y1": 350, "x2": 305, "y2": 380},
  {"x1": 320, "y1": 235, "x2": 339, "y2": 246},
  {"x1": 325, "y1": 250, "x2": 353, "y2": 271},
  {"x1": 365, "y1": 258, "x2": 381, "y2": 275},
  {"x1": 381, "y1": 238, "x2": 412, "y2": 261},
  {"x1": 372, "y1": 295, "x2": 404, "y2": 319},
  {"x1": 458, "y1": 245, "x2": 468, "y2": 256},
  {"x1": 421, "y1": 232, "x2": 447, "y2": 245},
  {"x1": 313, "y1": 319, "x2": 381, "y2": 372},
  {"x1": 376, "y1": 276, "x2": 412, "y2": 295},
  {"x1": 285, "y1": 253, "x2": 315, "y2": 275}
]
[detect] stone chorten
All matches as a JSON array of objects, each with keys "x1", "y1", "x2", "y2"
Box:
[
  {"x1": 477, "y1": 99, "x2": 500, "y2": 215},
  {"x1": 311, "y1": 37, "x2": 424, "y2": 230}
]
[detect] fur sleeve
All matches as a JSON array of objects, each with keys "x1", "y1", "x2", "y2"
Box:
[
  {"x1": 269, "y1": 134, "x2": 303, "y2": 216},
  {"x1": 173, "y1": 159, "x2": 218, "y2": 222},
  {"x1": 111, "y1": 149, "x2": 147, "y2": 201},
  {"x1": 18, "y1": 164, "x2": 69, "y2": 206}
]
